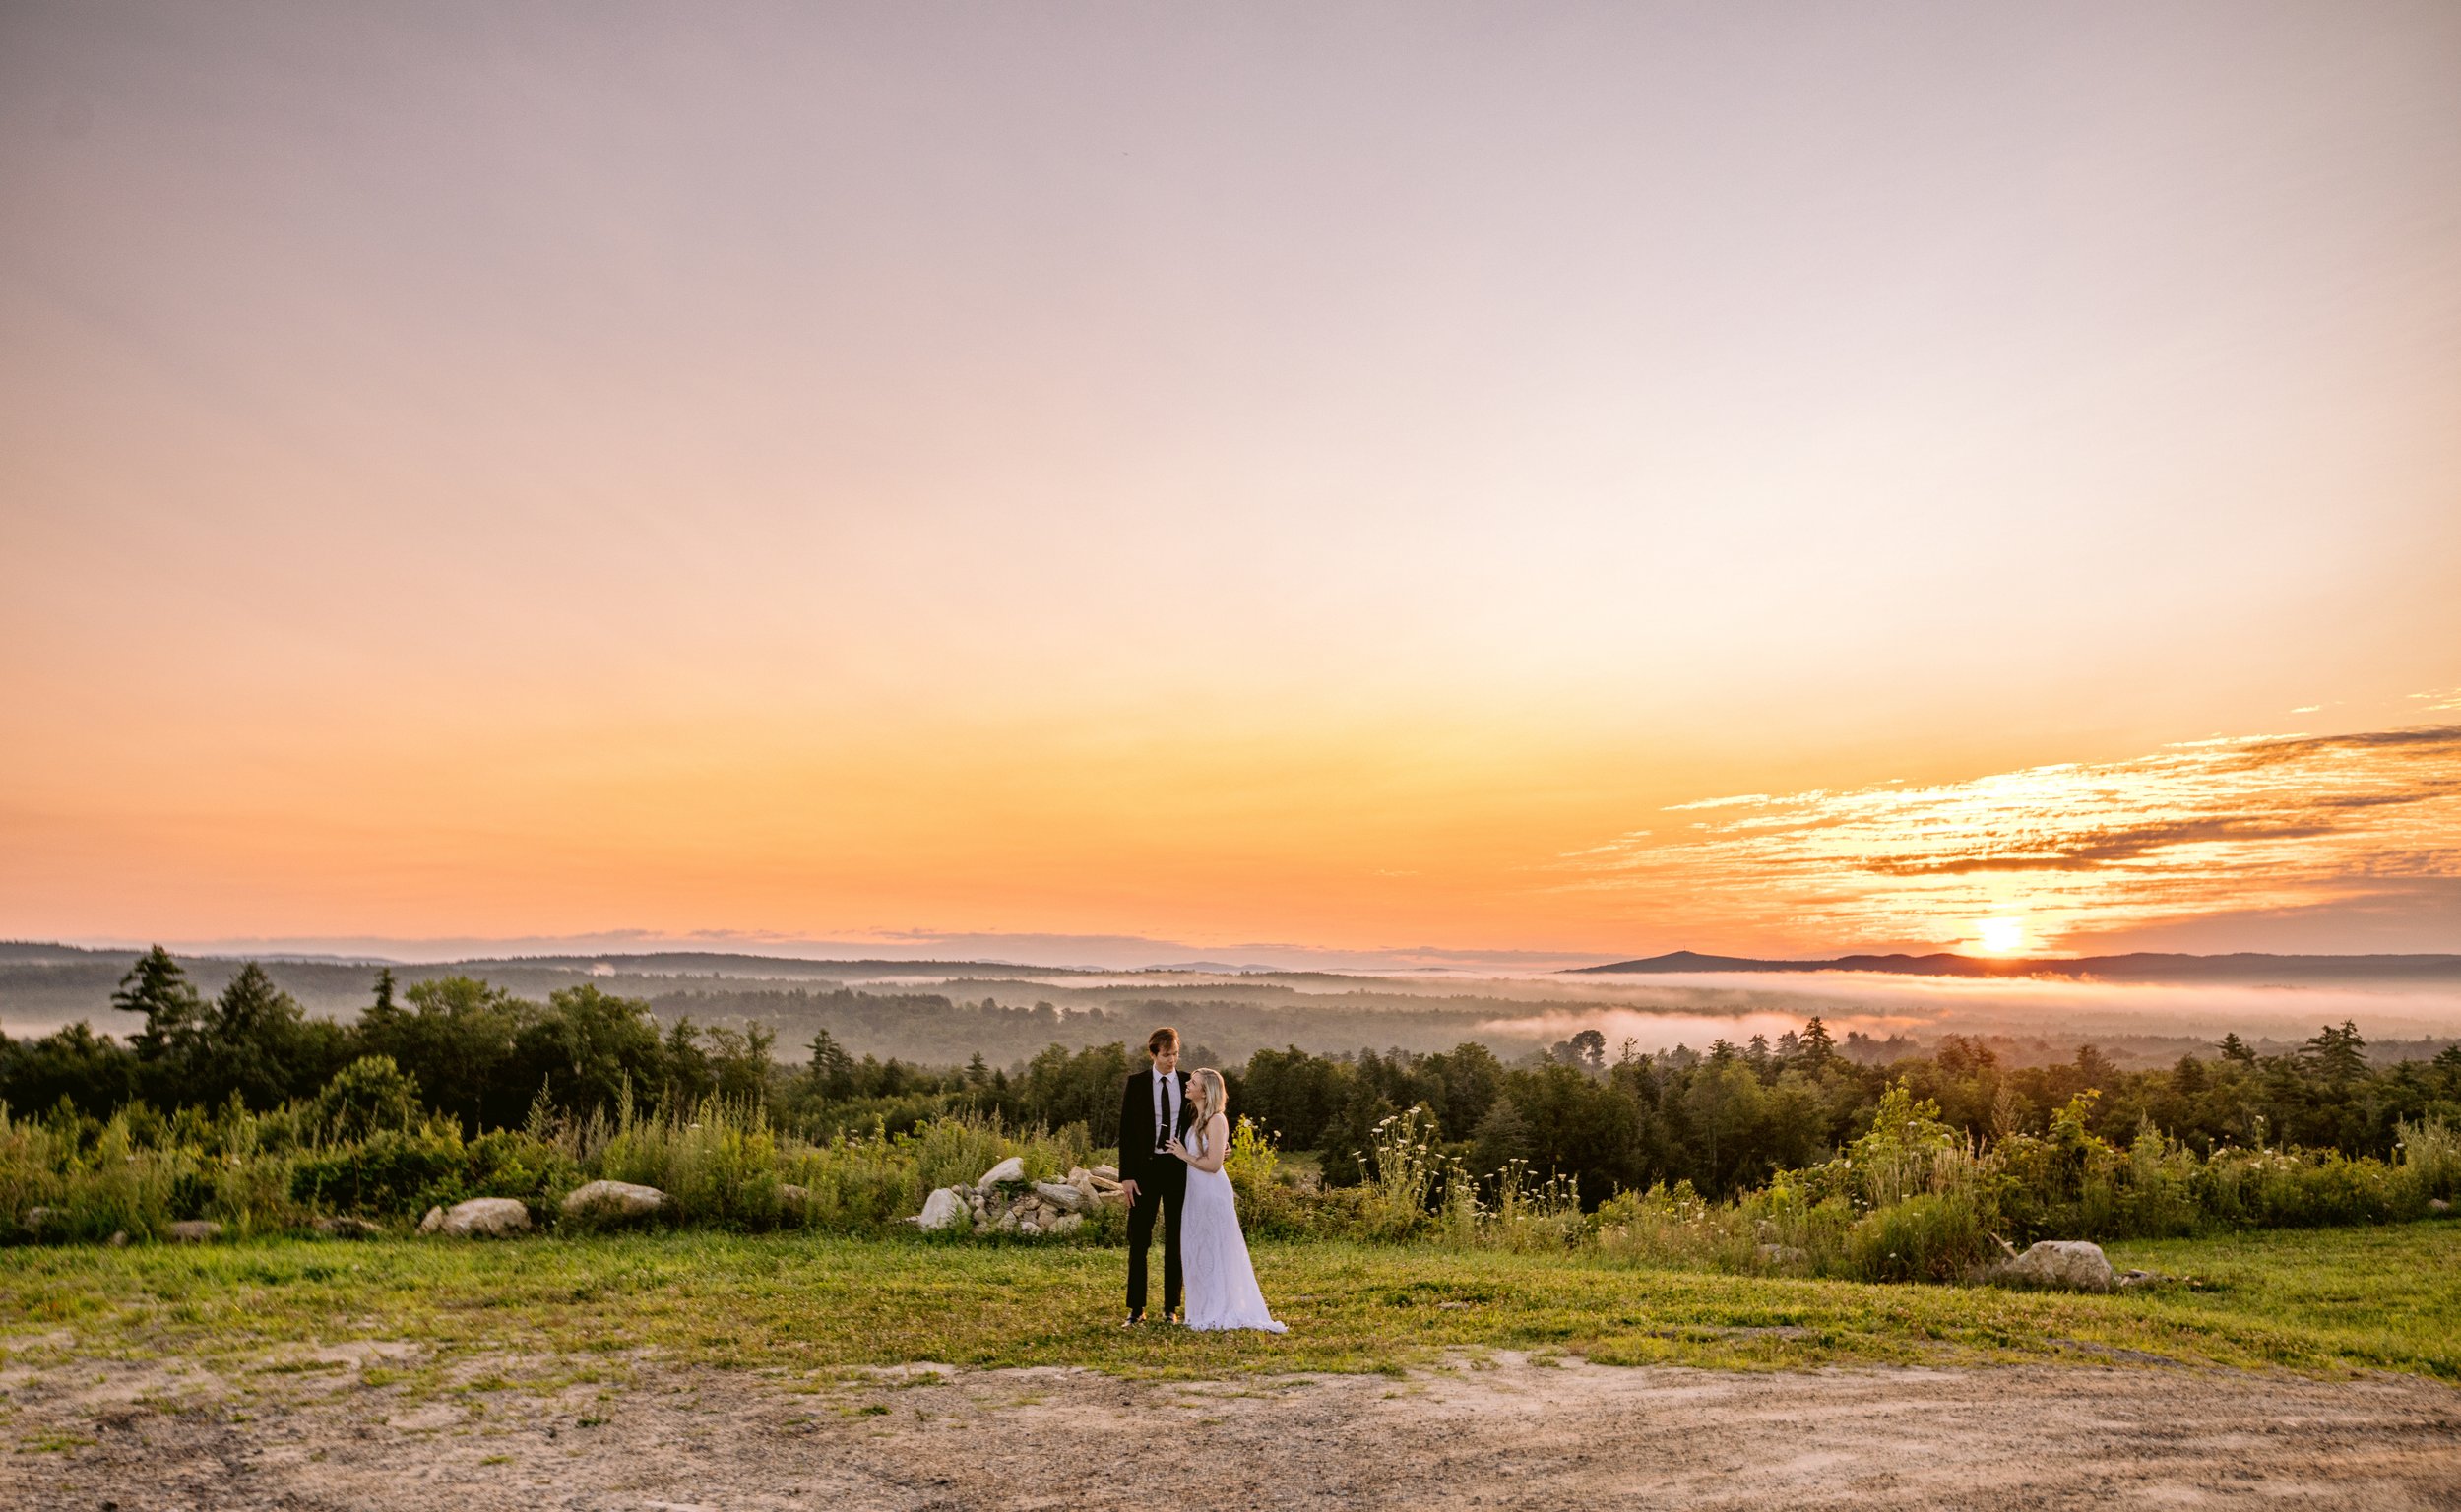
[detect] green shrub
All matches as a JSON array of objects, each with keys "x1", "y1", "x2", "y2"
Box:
[
  {"x1": 1595, "y1": 1181, "x2": 1747, "y2": 1270},
  {"x1": 288, "y1": 1128, "x2": 465, "y2": 1215},
  {"x1": 2397, "y1": 1117, "x2": 2458, "y2": 1202},
  {"x1": 1841, "y1": 1192, "x2": 1991, "y2": 1283}
]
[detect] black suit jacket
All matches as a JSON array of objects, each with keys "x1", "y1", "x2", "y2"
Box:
[{"x1": 1118, "y1": 1067, "x2": 1195, "y2": 1187}]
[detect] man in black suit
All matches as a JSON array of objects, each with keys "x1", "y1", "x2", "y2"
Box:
[{"x1": 1117, "y1": 1025, "x2": 1194, "y2": 1326}]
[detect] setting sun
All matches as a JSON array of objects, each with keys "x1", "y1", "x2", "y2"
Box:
[{"x1": 1977, "y1": 917, "x2": 2028, "y2": 956}]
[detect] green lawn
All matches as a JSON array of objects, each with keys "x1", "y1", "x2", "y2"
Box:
[{"x1": 2, "y1": 1223, "x2": 2455, "y2": 1384}]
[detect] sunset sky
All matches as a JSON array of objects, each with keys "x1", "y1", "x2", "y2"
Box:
[{"x1": 4, "y1": 3, "x2": 2458, "y2": 969}]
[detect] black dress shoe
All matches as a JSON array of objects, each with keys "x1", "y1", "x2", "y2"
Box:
[{"x1": 1120, "y1": 1312, "x2": 1143, "y2": 1328}]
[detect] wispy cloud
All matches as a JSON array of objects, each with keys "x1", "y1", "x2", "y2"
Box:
[{"x1": 1557, "y1": 725, "x2": 2461, "y2": 951}]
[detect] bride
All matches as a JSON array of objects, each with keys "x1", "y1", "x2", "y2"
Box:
[{"x1": 1164, "y1": 1068, "x2": 1288, "y2": 1333}]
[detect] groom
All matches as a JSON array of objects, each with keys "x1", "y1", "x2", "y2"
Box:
[{"x1": 1116, "y1": 1026, "x2": 1195, "y2": 1326}]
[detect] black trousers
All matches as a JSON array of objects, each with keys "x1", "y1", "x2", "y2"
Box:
[{"x1": 1124, "y1": 1159, "x2": 1187, "y2": 1317}]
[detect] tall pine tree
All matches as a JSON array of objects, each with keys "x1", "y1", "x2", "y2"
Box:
[{"x1": 110, "y1": 946, "x2": 204, "y2": 1061}]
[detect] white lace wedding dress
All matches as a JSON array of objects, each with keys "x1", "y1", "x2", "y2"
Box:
[{"x1": 1179, "y1": 1119, "x2": 1287, "y2": 1333}]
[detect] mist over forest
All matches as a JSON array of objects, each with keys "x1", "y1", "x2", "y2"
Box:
[{"x1": 5, "y1": 942, "x2": 2455, "y2": 1075}]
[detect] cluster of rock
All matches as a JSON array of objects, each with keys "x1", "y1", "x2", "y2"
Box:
[
  {"x1": 914, "y1": 1158, "x2": 1126, "y2": 1237},
  {"x1": 559, "y1": 1179, "x2": 667, "y2": 1224},
  {"x1": 419, "y1": 1197, "x2": 533, "y2": 1237},
  {"x1": 412, "y1": 1180, "x2": 676, "y2": 1239},
  {"x1": 1751, "y1": 1220, "x2": 1808, "y2": 1268},
  {"x1": 1982, "y1": 1238, "x2": 2165, "y2": 1293}
]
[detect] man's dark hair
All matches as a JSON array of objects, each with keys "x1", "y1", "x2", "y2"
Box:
[{"x1": 1146, "y1": 1026, "x2": 1180, "y2": 1056}]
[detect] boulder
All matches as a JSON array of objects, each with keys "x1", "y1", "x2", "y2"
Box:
[
  {"x1": 417, "y1": 1206, "x2": 445, "y2": 1234},
  {"x1": 165, "y1": 1220, "x2": 223, "y2": 1244},
  {"x1": 917, "y1": 1187, "x2": 968, "y2": 1231},
  {"x1": 1756, "y1": 1244, "x2": 1808, "y2": 1266},
  {"x1": 2431, "y1": 1198, "x2": 2451, "y2": 1215},
  {"x1": 1989, "y1": 1239, "x2": 2114, "y2": 1292},
  {"x1": 313, "y1": 1217, "x2": 384, "y2": 1239},
  {"x1": 976, "y1": 1157, "x2": 1026, "y2": 1189},
  {"x1": 107, "y1": 1230, "x2": 129, "y2": 1247},
  {"x1": 1035, "y1": 1181, "x2": 1089, "y2": 1214},
  {"x1": 1091, "y1": 1165, "x2": 1118, "y2": 1182},
  {"x1": 560, "y1": 1180, "x2": 666, "y2": 1223},
  {"x1": 778, "y1": 1183, "x2": 810, "y2": 1210},
  {"x1": 1048, "y1": 1213, "x2": 1085, "y2": 1236},
  {"x1": 436, "y1": 1198, "x2": 531, "y2": 1238}
]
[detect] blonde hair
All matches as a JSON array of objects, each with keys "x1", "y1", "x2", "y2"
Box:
[{"x1": 1188, "y1": 1068, "x2": 1228, "y2": 1151}]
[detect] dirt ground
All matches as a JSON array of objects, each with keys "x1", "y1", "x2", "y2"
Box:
[{"x1": 4, "y1": 1346, "x2": 2458, "y2": 1511}]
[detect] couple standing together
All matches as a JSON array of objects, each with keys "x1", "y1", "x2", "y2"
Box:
[{"x1": 1115, "y1": 1027, "x2": 1286, "y2": 1332}]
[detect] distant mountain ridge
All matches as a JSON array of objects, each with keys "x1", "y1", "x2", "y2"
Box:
[
  {"x1": 1572, "y1": 949, "x2": 2461, "y2": 981},
  {"x1": 0, "y1": 942, "x2": 1087, "y2": 977}
]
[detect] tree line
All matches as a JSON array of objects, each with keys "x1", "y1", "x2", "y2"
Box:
[
  {"x1": 0, "y1": 949, "x2": 780, "y2": 1134},
  {"x1": 4, "y1": 950, "x2": 2456, "y2": 1207}
]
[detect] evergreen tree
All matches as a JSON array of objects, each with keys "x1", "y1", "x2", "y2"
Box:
[
  {"x1": 1797, "y1": 1017, "x2": 1835, "y2": 1069},
  {"x1": 2218, "y1": 1032, "x2": 2256, "y2": 1064},
  {"x1": 110, "y1": 946, "x2": 204, "y2": 1062},
  {"x1": 196, "y1": 962, "x2": 325, "y2": 1108},
  {"x1": 2302, "y1": 1021, "x2": 2368, "y2": 1090},
  {"x1": 1468, "y1": 1095, "x2": 1534, "y2": 1176},
  {"x1": 806, "y1": 1027, "x2": 855, "y2": 1100}
]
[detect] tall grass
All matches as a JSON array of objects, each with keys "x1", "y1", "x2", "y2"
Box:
[
  {"x1": 1, "y1": 1093, "x2": 1092, "y2": 1243},
  {"x1": 10, "y1": 1073, "x2": 2455, "y2": 1281}
]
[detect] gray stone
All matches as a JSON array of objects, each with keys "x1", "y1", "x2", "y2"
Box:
[
  {"x1": 1756, "y1": 1243, "x2": 1808, "y2": 1266},
  {"x1": 1990, "y1": 1239, "x2": 2114, "y2": 1292},
  {"x1": 437, "y1": 1198, "x2": 531, "y2": 1238},
  {"x1": 417, "y1": 1205, "x2": 445, "y2": 1234},
  {"x1": 917, "y1": 1187, "x2": 968, "y2": 1231},
  {"x1": 560, "y1": 1180, "x2": 666, "y2": 1223},
  {"x1": 1048, "y1": 1213, "x2": 1085, "y2": 1236},
  {"x1": 1034, "y1": 1180, "x2": 1088, "y2": 1213},
  {"x1": 778, "y1": 1183, "x2": 810, "y2": 1210},
  {"x1": 1091, "y1": 1165, "x2": 1118, "y2": 1182},
  {"x1": 2431, "y1": 1198, "x2": 2451, "y2": 1214},
  {"x1": 22, "y1": 1206, "x2": 54, "y2": 1233},
  {"x1": 165, "y1": 1220, "x2": 223, "y2": 1243},
  {"x1": 107, "y1": 1230, "x2": 129, "y2": 1247},
  {"x1": 976, "y1": 1157, "x2": 1026, "y2": 1189},
  {"x1": 313, "y1": 1216, "x2": 383, "y2": 1239}
]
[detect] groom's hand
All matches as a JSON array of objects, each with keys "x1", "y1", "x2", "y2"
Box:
[{"x1": 1118, "y1": 1178, "x2": 1140, "y2": 1204}]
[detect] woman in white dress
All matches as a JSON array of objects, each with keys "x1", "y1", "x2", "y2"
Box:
[{"x1": 1164, "y1": 1068, "x2": 1288, "y2": 1333}]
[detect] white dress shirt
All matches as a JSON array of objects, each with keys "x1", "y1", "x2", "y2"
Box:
[{"x1": 1153, "y1": 1071, "x2": 1180, "y2": 1153}]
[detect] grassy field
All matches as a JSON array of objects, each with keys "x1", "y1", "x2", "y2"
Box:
[{"x1": 2, "y1": 1222, "x2": 2456, "y2": 1388}]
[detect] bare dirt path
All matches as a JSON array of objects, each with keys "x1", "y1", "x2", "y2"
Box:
[{"x1": 4, "y1": 1350, "x2": 2458, "y2": 1511}]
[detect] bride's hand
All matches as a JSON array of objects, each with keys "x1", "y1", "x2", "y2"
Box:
[{"x1": 1165, "y1": 1138, "x2": 1188, "y2": 1159}]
